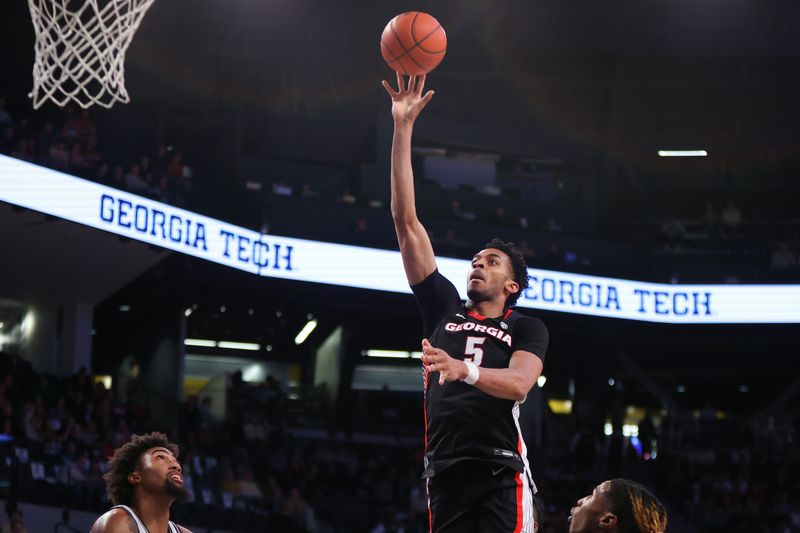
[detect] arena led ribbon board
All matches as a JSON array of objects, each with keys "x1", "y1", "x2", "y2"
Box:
[{"x1": 1, "y1": 154, "x2": 798, "y2": 324}]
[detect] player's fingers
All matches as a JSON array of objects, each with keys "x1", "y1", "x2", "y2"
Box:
[
  {"x1": 419, "y1": 90, "x2": 435, "y2": 109},
  {"x1": 406, "y1": 75, "x2": 416, "y2": 93},
  {"x1": 416, "y1": 74, "x2": 426, "y2": 95},
  {"x1": 381, "y1": 80, "x2": 399, "y2": 97},
  {"x1": 395, "y1": 71, "x2": 404, "y2": 92}
]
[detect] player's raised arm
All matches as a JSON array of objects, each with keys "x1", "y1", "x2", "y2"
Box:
[{"x1": 382, "y1": 73, "x2": 437, "y2": 285}]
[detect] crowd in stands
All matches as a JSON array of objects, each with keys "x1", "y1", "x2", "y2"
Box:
[
  {"x1": 2, "y1": 347, "x2": 799, "y2": 532},
  {"x1": 5, "y1": 94, "x2": 798, "y2": 283},
  {"x1": 0, "y1": 97, "x2": 194, "y2": 208}
]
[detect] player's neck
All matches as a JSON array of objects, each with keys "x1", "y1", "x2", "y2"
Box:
[
  {"x1": 466, "y1": 299, "x2": 506, "y2": 319},
  {"x1": 133, "y1": 493, "x2": 172, "y2": 532}
]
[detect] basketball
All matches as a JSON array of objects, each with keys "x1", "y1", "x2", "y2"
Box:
[{"x1": 380, "y1": 11, "x2": 447, "y2": 76}]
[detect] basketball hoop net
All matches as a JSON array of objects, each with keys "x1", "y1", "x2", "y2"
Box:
[{"x1": 27, "y1": 0, "x2": 156, "y2": 109}]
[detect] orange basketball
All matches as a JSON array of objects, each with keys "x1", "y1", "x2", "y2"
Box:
[{"x1": 380, "y1": 12, "x2": 447, "y2": 76}]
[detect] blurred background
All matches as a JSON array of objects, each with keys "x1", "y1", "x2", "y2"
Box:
[{"x1": 1, "y1": 0, "x2": 799, "y2": 531}]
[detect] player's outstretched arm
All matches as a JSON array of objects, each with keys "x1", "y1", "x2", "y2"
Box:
[{"x1": 382, "y1": 73, "x2": 437, "y2": 285}]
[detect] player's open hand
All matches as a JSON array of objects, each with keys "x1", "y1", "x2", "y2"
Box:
[
  {"x1": 382, "y1": 72, "x2": 434, "y2": 125},
  {"x1": 421, "y1": 338, "x2": 468, "y2": 385}
]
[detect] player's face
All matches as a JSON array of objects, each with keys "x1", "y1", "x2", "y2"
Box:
[
  {"x1": 466, "y1": 248, "x2": 518, "y2": 304},
  {"x1": 568, "y1": 481, "x2": 613, "y2": 533},
  {"x1": 133, "y1": 446, "x2": 187, "y2": 500}
]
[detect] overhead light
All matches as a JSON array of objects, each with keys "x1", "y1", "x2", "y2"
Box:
[
  {"x1": 739, "y1": 384, "x2": 749, "y2": 393},
  {"x1": 184, "y1": 338, "x2": 216, "y2": 347},
  {"x1": 119, "y1": 304, "x2": 131, "y2": 312},
  {"x1": 218, "y1": 341, "x2": 260, "y2": 351},
  {"x1": 608, "y1": 378, "x2": 615, "y2": 387},
  {"x1": 184, "y1": 308, "x2": 192, "y2": 317},
  {"x1": 365, "y1": 349, "x2": 410, "y2": 358},
  {"x1": 658, "y1": 150, "x2": 707, "y2": 157},
  {"x1": 220, "y1": 305, "x2": 226, "y2": 313},
  {"x1": 410, "y1": 351, "x2": 423, "y2": 359},
  {"x1": 676, "y1": 385, "x2": 686, "y2": 393},
  {"x1": 604, "y1": 423, "x2": 613, "y2": 436},
  {"x1": 0, "y1": 322, "x2": 4, "y2": 329},
  {"x1": 294, "y1": 319, "x2": 318, "y2": 345},
  {"x1": 248, "y1": 308, "x2": 255, "y2": 316},
  {"x1": 266, "y1": 345, "x2": 273, "y2": 352},
  {"x1": 537, "y1": 375, "x2": 547, "y2": 388}
]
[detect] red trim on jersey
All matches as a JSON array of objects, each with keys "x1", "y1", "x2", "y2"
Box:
[
  {"x1": 467, "y1": 309, "x2": 513, "y2": 321},
  {"x1": 467, "y1": 310, "x2": 487, "y2": 321},
  {"x1": 514, "y1": 471, "x2": 524, "y2": 533}
]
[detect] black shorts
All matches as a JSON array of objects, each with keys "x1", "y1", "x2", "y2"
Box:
[{"x1": 426, "y1": 460, "x2": 535, "y2": 533}]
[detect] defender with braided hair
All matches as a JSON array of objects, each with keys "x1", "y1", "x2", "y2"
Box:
[{"x1": 568, "y1": 478, "x2": 667, "y2": 533}]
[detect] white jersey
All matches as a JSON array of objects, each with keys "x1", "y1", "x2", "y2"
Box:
[{"x1": 112, "y1": 505, "x2": 181, "y2": 533}]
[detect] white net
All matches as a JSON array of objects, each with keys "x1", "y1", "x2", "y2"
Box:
[{"x1": 27, "y1": 0, "x2": 157, "y2": 109}]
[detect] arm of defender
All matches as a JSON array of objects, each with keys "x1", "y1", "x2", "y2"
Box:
[{"x1": 383, "y1": 73, "x2": 437, "y2": 285}]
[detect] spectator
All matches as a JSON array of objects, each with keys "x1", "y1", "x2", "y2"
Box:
[
  {"x1": 273, "y1": 180, "x2": 294, "y2": 196},
  {"x1": 491, "y1": 206, "x2": 509, "y2": 226},
  {"x1": 770, "y1": 242, "x2": 797, "y2": 277},
  {"x1": 124, "y1": 164, "x2": 148, "y2": 192},
  {"x1": 702, "y1": 202, "x2": 720, "y2": 237},
  {"x1": 721, "y1": 198, "x2": 742, "y2": 231},
  {"x1": 0, "y1": 98, "x2": 12, "y2": 127},
  {"x1": 47, "y1": 141, "x2": 70, "y2": 170},
  {"x1": 339, "y1": 188, "x2": 357, "y2": 204}
]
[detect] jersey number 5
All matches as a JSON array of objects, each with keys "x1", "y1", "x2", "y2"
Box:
[{"x1": 464, "y1": 337, "x2": 485, "y2": 366}]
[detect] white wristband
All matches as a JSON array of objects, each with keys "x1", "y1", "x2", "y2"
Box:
[{"x1": 462, "y1": 361, "x2": 480, "y2": 385}]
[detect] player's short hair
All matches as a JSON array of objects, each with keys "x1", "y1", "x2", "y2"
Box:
[
  {"x1": 485, "y1": 238, "x2": 529, "y2": 308},
  {"x1": 102, "y1": 432, "x2": 178, "y2": 506},
  {"x1": 604, "y1": 479, "x2": 667, "y2": 533}
]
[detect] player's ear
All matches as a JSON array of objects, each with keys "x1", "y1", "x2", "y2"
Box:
[
  {"x1": 598, "y1": 512, "x2": 617, "y2": 529},
  {"x1": 505, "y1": 279, "x2": 519, "y2": 296},
  {"x1": 128, "y1": 471, "x2": 142, "y2": 485}
]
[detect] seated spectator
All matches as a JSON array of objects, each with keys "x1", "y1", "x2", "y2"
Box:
[
  {"x1": 519, "y1": 239, "x2": 536, "y2": 261},
  {"x1": 273, "y1": 180, "x2": 294, "y2": 196},
  {"x1": 72, "y1": 109, "x2": 96, "y2": 142},
  {"x1": 702, "y1": 202, "x2": 720, "y2": 237},
  {"x1": 0, "y1": 98, "x2": 11, "y2": 127},
  {"x1": 68, "y1": 142, "x2": 89, "y2": 171},
  {"x1": 47, "y1": 141, "x2": 70, "y2": 170},
  {"x1": 544, "y1": 217, "x2": 563, "y2": 232},
  {"x1": 301, "y1": 183, "x2": 320, "y2": 198},
  {"x1": 339, "y1": 188, "x2": 357, "y2": 204},
  {"x1": 124, "y1": 164, "x2": 148, "y2": 192},
  {"x1": 491, "y1": 206, "x2": 509, "y2": 226},
  {"x1": 450, "y1": 199, "x2": 476, "y2": 221},
  {"x1": 721, "y1": 198, "x2": 742, "y2": 231},
  {"x1": 770, "y1": 242, "x2": 797, "y2": 276}
]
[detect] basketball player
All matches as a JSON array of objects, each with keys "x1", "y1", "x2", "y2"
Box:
[
  {"x1": 383, "y1": 72, "x2": 548, "y2": 533},
  {"x1": 568, "y1": 479, "x2": 667, "y2": 533},
  {"x1": 90, "y1": 432, "x2": 191, "y2": 533}
]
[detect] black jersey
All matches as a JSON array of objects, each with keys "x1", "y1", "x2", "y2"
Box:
[{"x1": 412, "y1": 270, "x2": 549, "y2": 478}]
